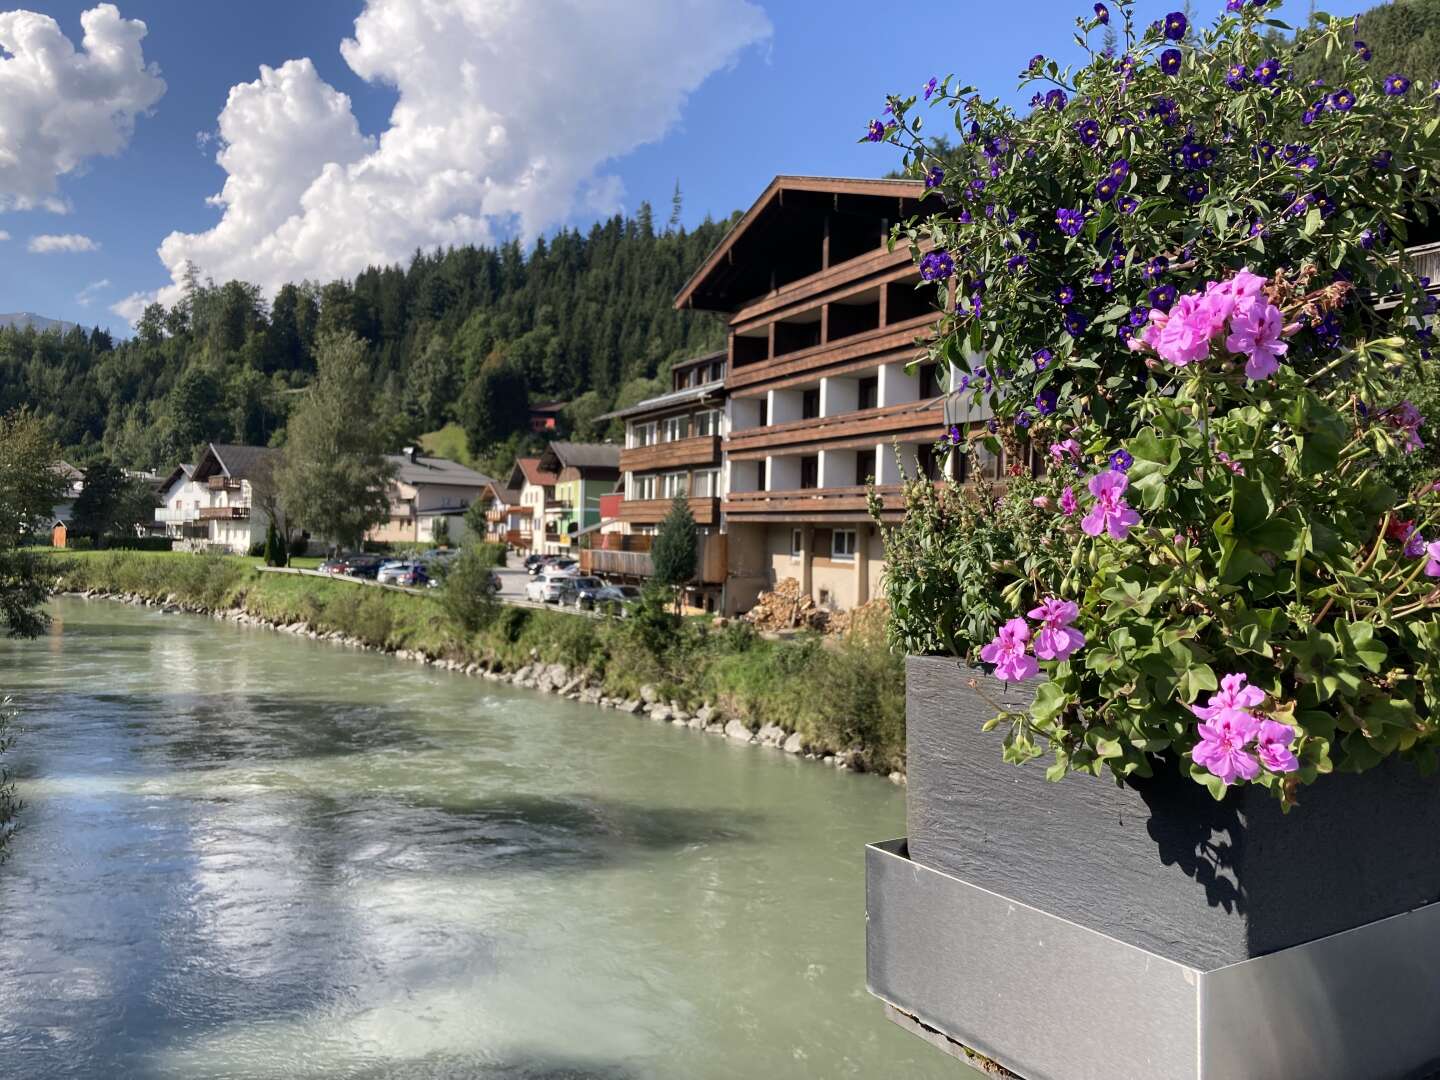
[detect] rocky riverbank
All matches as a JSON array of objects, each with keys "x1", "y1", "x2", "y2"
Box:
[{"x1": 59, "y1": 588, "x2": 906, "y2": 784}]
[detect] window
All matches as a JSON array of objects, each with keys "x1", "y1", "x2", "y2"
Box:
[
  {"x1": 691, "y1": 469, "x2": 719, "y2": 497},
  {"x1": 632, "y1": 474, "x2": 657, "y2": 500},
  {"x1": 802, "y1": 388, "x2": 821, "y2": 420},
  {"x1": 799, "y1": 456, "x2": 819, "y2": 490},
  {"x1": 662, "y1": 415, "x2": 689, "y2": 442},
  {"x1": 790, "y1": 528, "x2": 804, "y2": 559},
  {"x1": 692, "y1": 409, "x2": 719, "y2": 437},
  {"x1": 631, "y1": 421, "x2": 657, "y2": 448},
  {"x1": 708, "y1": 361, "x2": 725, "y2": 382},
  {"x1": 919, "y1": 362, "x2": 942, "y2": 399},
  {"x1": 858, "y1": 375, "x2": 879, "y2": 411},
  {"x1": 854, "y1": 452, "x2": 874, "y2": 487},
  {"x1": 832, "y1": 529, "x2": 857, "y2": 561},
  {"x1": 661, "y1": 472, "x2": 688, "y2": 498}
]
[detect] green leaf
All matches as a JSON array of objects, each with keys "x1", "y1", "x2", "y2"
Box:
[{"x1": 1030, "y1": 680, "x2": 1068, "y2": 723}]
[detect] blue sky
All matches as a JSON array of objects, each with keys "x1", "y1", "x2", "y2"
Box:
[{"x1": 0, "y1": 0, "x2": 1369, "y2": 336}]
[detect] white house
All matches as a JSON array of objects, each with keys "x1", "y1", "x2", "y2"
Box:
[
  {"x1": 366, "y1": 447, "x2": 491, "y2": 546},
  {"x1": 154, "y1": 463, "x2": 208, "y2": 540},
  {"x1": 190, "y1": 443, "x2": 279, "y2": 554}
]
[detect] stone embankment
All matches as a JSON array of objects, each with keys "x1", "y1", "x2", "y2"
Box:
[{"x1": 62, "y1": 588, "x2": 905, "y2": 784}]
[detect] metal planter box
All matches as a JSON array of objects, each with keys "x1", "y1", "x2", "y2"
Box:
[{"x1": 866, "y1": 655, "x2": 1440, "y2": 1080}]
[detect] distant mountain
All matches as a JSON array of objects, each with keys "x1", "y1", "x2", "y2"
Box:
[{"x1": 0, "y1": 312, "x2": 77, "y2": 334}]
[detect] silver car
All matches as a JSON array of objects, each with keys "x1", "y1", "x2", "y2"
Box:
[{"x1": 525, "y1": 571, "x2": 578, "y2": 604}]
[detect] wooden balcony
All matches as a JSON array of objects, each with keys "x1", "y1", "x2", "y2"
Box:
[
  {"x1": 725, "y1": 314, "x2": 938, "y2": 391},
  {"x1": 726, "y1": 400, "x2": 947, "y2": 460},
  {"x1": 580, "y1": 534, "x2": 727, "y2": 584},
  {"x1": 619, "y1": 434, "x2": 721, "y2": 473},
  {"x1": 724, "y1": 483, "x2": 924, "y2": 524},
  {"x1": 199, "y1": 505, "x2": 250, "y2": 520},
  {"x1": 206, "y1": 476, "x2": 242, "y2": 491},
  {"x1": 614, "y1": 496, "x2": 719, "y2": 526}
]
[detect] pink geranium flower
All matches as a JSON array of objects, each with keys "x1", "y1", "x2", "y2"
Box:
[
  {"x1": 1081, "y1": 469, "x2": 1141, "y2": 539},
  {"x1": 1150, "y1": 293, "x2": 1222, "y2": 366},
  {"x1": 1425, "y1": 540, "x2": 1440, "y2": 578},
  {"x1": 1192, "y1": 713, "x2": 1262, "y2": 784},
  {"x1": 979, "y1": 617, "x2": 1039, "y2": 682},
  {"x1": 1059, "y1": 485, "x2": 1078, "y2": 516},
  {"x1": 1255, "y1": 720, "x2": 1299, "y2": 773},
  {"x1": 1049, "y1": 438, "x2": 1081, "y2": 462},
  {"x1": 1225, "y1": 295, "x2": 1289, "y2": 380},
  {"x1": 1191, "y1": 672, "x2": 1267, "y2": 724},
  {"x1": 1026, "y1": 597, "x2": 1086, "y2": 660}
]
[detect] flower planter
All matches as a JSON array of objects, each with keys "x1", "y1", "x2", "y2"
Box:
[{"x1": 865, "y1": 655, "x2": 1440, "y2": 1079}]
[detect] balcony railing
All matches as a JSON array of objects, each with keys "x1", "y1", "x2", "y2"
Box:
[
  {"x1": 154, "y1": 507, "x2": 199, "y2": 524},
  {"x1": 613, "y1": 496, "x2": 719, "y2": 526},
  {"x1": 206, "y1": 476, "x2": 241, "y2": 491},
  {"x1": 580, "y1": 534, "x2": 727, "y2": 584},
  {"x1": 724, "y1": 483, "x2": 920, "y2": 522},
  {"x1": 726, "y1": 400, "x2": 946, "y2": 459},
  {"x1": 619, "y1": 434, "x2": 721, "y2": 473},
  {"x1": 199, "y1": 506, "x2": 250, "y2": 521}
]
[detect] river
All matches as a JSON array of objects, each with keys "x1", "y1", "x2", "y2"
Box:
[{"x1": 0, "y1": 598, "x2": 966, "y2": 1079}]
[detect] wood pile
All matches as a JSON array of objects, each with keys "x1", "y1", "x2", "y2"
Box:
[{"x1": 741, "y1": 578, "x2": 830, "y2": 631}]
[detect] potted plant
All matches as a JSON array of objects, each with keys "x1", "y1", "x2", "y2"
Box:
[{"x1": 864, "y1": 4, "x2": 1440, "y2": 1077}]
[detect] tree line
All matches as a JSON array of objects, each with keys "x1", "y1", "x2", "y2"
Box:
[{"x1": 0, "y1": 197, "x2": 733, "y2": 480}]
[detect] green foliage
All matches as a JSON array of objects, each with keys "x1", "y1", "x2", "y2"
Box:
[
  {"x1": 276, "y1": 332, "x2": 396, "y2": 552},
  {"x1": 0, "y1": 696, "x2": 17, "y2": 860},
  {"x1": 458, "y1": 356, "x2": 530, "y2": 449},
  {"x1": 440, "y1": 546, "x2": 500, "y2": 635},
  {"x1": 651, "y1": 493, "x2": 698, "y2": 593},
  {"x1": 0, "y1": 411, "x2": 67, "y2": 637},
  {"x1": 431, "y1": 517, "x2": 451, "y2": 548},
  {"x1": 879, "y1": 1, "x2": 1440, "y2": 800},
  {"x1": 1290, "y1": 0, "x2": 1440, "y2": 87},
  {"x1": 69, "y1": 460, "x2": 155, "y2": 541},
  {"x1": 263, "y1": 520, "x2": 284, "y2": 567}
]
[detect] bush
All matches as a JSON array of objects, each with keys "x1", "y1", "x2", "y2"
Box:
[
  {"x1": 467, "y1": 541, "x2": 507, "y2": 568},
  {"x1": 440, "y1": 547, "x2": 501, "y2": 635},
  {"x1": 99, "y1": 536, "x2": 174, "y2": 552},
  {"x1": 877, "y1": 0, "x2": 1440, "y2": 802}
]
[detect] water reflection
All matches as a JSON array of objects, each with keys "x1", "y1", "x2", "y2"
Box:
[{"x1": 0, "y1": 599, "x2": 965, "y2": 1080}]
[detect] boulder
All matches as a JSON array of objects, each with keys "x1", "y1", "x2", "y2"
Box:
[
  {"x1": 724, "y1": 719, "x2": 755, "y2": 744},
  {"x1": 650, "y1": 706, "x2": 672, "y2": 723},
  {"x1": 782, "y1": 732, "x2": 805, "y2": 754},
  {"x1": 756, "y1": 723, "x2": 787, "y2": 747},
  {"x1": 620, "y1": 700, "x2": 644, "y2": 714},
  {"x1": 639, "y1": 684, "x2": 659, "y2": 705}
]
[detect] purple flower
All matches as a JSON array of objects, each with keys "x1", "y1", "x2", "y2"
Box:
[
  {"x1": 1095, "y1": 175, "x2": 1119, "y2": 202},
  {"x1": 1405, "y1": 527, "x2": 1427, "y2": 559},
  {"x1": 1094, "y1": 2, "x2": 1110, "y2": 23},
  {"x1": 1253, "y1": 57, "x2": 1281, "y2": 86},
  {"x1": 1227, "y1": 63, "x2": 1250, "y2": 89},
  {"x1": 1059, "y1": 485, "x2": 1078, "y2": 516},
  {"x1": 1255, "y1": 721, "x2": 1299, "y2": 774},
  {"x1": 1384, "y1": 401, "x2": 1425, "y2": 452},
  {"x1": 1063, "y1": 310, "x2": 1089, "y2": 336},
  {"x1": 1074, "y1": 118, "x2": 1102, "y2": 147},
  {"x1": 1116, "y1": 194, "x2": 1139, "y2": 214},
  {"x1": 1056, "y1": 284, "x2": 1077, "y2": 305},
  {"x1": 1006, "y1": 253, "x2": 1029, "y2": 271},
  {"x1": 1385, "y1": 74, "x2": 1411, "y2": 96},
  {"x1": 1110, "y1": 158, "x2": 1131, "y2": 179},
  {"x1": 1109, "y1": 449, "x2": 1133, "y2": 472},
  {"x1": 1372, "y1": 149, "x2": 1394, "y2": 171},
  {"x1": 1081, "y1": 469, "x2": 1140, "y2": 539},
  {"x1": 1329, "y1": 87, "x2": 1356, "y2": 112},
  {"x1": 1034, "y1": 349, "x2": 1052, "y2": 371},
  {"x1": 1144, "y1": 256, "x2": 1168, "y2": 280},
  {"x1": 1160, "y1": 48, "x2": 1183, "y2": 76},
  {"x1": 1028, "y1": 597, "x2": 1086, "y2": 660},
  {"x1": 919, "y1": 250, "x2": 954, "y2": 281},
  {"x1": 1149, "y1": 96, "x2": 1181, "y2": 125},
  {"x1": 925, "y1": 165, "x2": 945, "y2": 189},
  {"x1": 1426, "y1": 540, "x2": 1440, "y2": 578},
  {"x1": 1056, "y1": 208, "x2": 1085, "y2": 237},
  {"x1": 866, "y1": 120, "x2": 886, "y2": 142},
  {"x1": 1149, "y1": 283, "x2": 1178, "y2": 312},
  {"x1": 1045, "y1": 88, "x2": 1069, "y2": 110},
  {"x1": 1163, "y1": 10, "x2": 1188, "y2": 39},
  {"x1": 947, "y1": 424, "x2": 963, "y2": 445},
  {"x1": 1091, "y1": 267, "x2": 1114, "y2": 291},
  {"x1": 1226, "y1": 0, "x2": 1243, "y2": 10},
  {"x1": 1184, "y1": 181, "x2": 1209, "y2": 203},
  {"x1": 979, "y1": 617, "x2": 1039, "y2": 681},
  {"x1": 1028, "y1": 53, "x2": 1046, "y2": 72},
  {"x1": 1354, "y1": 40, "x2": 1372, "y2": 61},
  {"x1": 1129, "y1": 306, "x2": 1150, "y2": 328},
  {"x1": 1036, "y1": 387, "x2": 1059, "y2": 415},
  {"x1": 1015, "y1": 410, "x2": 1033, "y2": 429},
  {"x1": 923, "y1": 76, "x2": 938, "y2": 100}
]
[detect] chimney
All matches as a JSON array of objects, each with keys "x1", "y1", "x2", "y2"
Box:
[{"x1": 407, "y1": 445, "x2": 420, "y2": 463}]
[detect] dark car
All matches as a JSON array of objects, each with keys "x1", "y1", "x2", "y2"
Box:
[
  {"x1": 342, "y1": 555, "x2": 386, "y2": 579},
  {"x1": 319, "y1": 558, "x2": 349, "y2": 575},
  {"x1": 523, "y1": 554, "x2": 549, "y2": 572}
]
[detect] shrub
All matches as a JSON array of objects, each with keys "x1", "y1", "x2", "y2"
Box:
[
  {"x1": 876, "y1": 0, "x2": 1440, "y2": 802},
  {"x1": 441, "y1": 547, "x2": 501, "y2": 635}
]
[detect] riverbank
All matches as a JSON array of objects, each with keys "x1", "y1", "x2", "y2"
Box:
[{"x1": 48, "y1": 551, "x2": 907, "y2": 778}]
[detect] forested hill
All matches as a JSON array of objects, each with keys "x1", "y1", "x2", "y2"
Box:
[{"x1": 0, "y1": 200, "x2": 736, "y2": 474}]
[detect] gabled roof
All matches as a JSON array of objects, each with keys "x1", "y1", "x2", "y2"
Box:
[
  {"x1": 482, "y1": 480, "x2": 522, "y2": 506},
  {"x1": 537, "y1": 441, "x2": 621, "y2": 474},
  {"x1": 54, "y1": 460, "x2": 84, "y2": 481},
  {"x1": 193, "y1": 443, "x2": 279, "y2": 483},
  {"x1": 510, "y1": 456, "x2": 559, "y2": 490},
  {"x1": 386, "y1": 451, "x2": 490, "y2": 488},
  {"x1": 158, "y1": 463, "x2": 195, "y2": 494},
  {"x1": 597, "y1": 380, "x2": 725, "y2": 422},
  {"x1": 674, "y1": 175, "x2": 926, "y2": 313}
]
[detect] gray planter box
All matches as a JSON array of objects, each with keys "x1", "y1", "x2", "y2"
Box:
[
  {"x1": 904, "y1": 654, "x2": 1440, "y2": 968},
  {"x1": 866, "y1": 655, "x2": 1440, "y2": 1079}
]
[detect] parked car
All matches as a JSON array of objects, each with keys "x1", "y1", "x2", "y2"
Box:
[
  {"x1": 377, "y1": 561, "x2": 424, "y2": 585},
  {"x1": 547, "y1": 558, "x2": 579, "y2": 576},
  {"x1": 570, "y1": 579, "x2": 636, "y2": 611},
  {"x1": 523, "y1": 553, "x2": 548, "y2": 572},
  {"x1": 526, "y1": 571, "x2": 578, "y2": 604},
  {"x1": 319, "y1": 558, "x2": 349, "y2": 575},
  {"x1": 394, "y1": 565, "x2": 430, "y2": 587},
  {"x1": 342, "y1": 555, "x2": 386, "y2": 579},
  {"x1": 564, "y1": 577, "x2": 607, "y2": 608}
]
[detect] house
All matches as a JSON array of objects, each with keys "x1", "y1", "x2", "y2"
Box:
[
  {"x1": 675, "y1": 175, "x2": 963, "y2": 615},
  {"x1": 154, "y1": 463, "x2": 208, "y2": 540},
  {"x1": 587, "y1": 351, "x2": 729, "y2": 607},
  {"x1": 367, "y1": 447, "x2": 491, "y2": 546},
  {"x1": 535, "y1": 441, "x2": 621, "y2": 554},
  {"x1": 508, "y1": 456, "x2": 559, "y2": 552},
  {"x1": 190, "y1": 443, "x2": 281, "y2": 554},
  {"x1": 479, "y1": 480, "x2": 529, "y2": 547},
  {"x1": 52, "y1": 460, "x2": 84, "y2": 526}
]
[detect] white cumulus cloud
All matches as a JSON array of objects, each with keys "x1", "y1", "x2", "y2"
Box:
[
  {"x1": 29, "y1": 232, "x2": 99, "y2": 253},
  {"x1": 0, "y1": 230, "x2": 9, "y2": 241},
  {"x1": 130, "y1": 0, "x2": 770, "y2": 316},
  {"x1": 0, "y1": 4, "x2": 165, "y2": 212}
]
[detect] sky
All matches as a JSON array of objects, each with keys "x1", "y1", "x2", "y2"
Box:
[{"x1": 0, "y1": 0, "x2": 1372, "y2": 337}]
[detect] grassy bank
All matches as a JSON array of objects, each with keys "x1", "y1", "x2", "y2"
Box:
[{"x1": 48, "y1": 551, "x2": 907, "y2": 772}]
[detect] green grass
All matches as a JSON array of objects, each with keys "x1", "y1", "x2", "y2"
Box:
[
  {"x1": 47, "y1": 548, "x2": 907, "y2": 771},
  {"x1": 418, "y1": 423, "x2": 474, "y2": 468}
]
